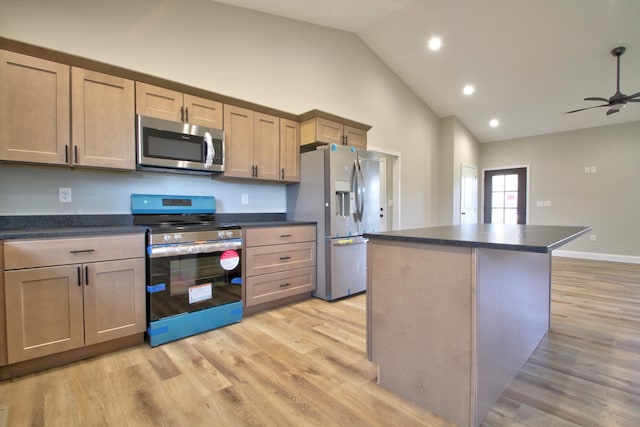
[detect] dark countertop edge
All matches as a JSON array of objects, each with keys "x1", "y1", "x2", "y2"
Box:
[
  {"x1": 364, "y1": 225, "x2": 592, "y2": 254},
  {"x1": 0, "y1": 226, "x2": 147, "y2": 240}
]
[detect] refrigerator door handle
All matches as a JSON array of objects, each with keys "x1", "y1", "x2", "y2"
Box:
[
  {"x1": 357, "y1": 160, "x2": 365, "y2": 222},
  {"x1": 351, "y1": 160, "x2": 361, "y2": 222}
]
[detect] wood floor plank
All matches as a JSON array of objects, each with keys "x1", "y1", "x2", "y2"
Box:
[{"x1": 0, "y1": 257, "x2": 638, "y2": 426}]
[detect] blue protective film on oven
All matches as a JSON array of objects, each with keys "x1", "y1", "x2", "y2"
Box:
[
  {"x1": 147, "y1": 283, "x2": 166, "y2": 293},
  {"x1": 146, "y1": 301, "x2": 243, "y2": 347}
]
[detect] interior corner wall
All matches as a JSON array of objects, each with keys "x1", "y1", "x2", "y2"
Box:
[
  {"x1": 439, "y1": 116, "x2": 480, "y2": 225},
  {"x1": 0, "y1": 0, "x2": 440, "y2": 226},
  {"x1": 438, "y1": 117, "x2": 455, "y2": 225},
  {"x1": 480, "y1": 121, "x2": 640, "y2": 258}
]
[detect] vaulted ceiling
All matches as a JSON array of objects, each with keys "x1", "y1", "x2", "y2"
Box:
[{"x1": 214, "y1": 0, "x2": 640, "y2": 142}]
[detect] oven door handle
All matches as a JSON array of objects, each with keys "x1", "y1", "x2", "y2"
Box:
[{"x1": 148, "y1": 239, "x2": 242, "y2": 258}]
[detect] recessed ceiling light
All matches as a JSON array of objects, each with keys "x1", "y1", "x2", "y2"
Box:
[
  {"x1": 428, "y1": 37, "x2": 442, "y2": 51},
  {"x1": 489, "y1": 119, "x2": 500, "y2": 127},
  {"x1": 463, "y1": 85, "x2": 475, "y2": 95}
]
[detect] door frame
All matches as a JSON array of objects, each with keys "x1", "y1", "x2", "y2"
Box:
[
  {"x1": 368, "y1": 145, "x2": 401, "y2": 230},
  {"x1": 481, "y1": 165, "x2": 530, "y2": 224},
  {"x1": 460, "y1": 163, "x2": 478, "y2": 224}
]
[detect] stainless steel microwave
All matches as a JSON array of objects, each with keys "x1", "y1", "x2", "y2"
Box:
[{"x1": 136, "y1": 115, "x2": 224, "y2": 173}]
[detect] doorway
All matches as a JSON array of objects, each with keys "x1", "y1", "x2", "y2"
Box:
[
  {"x1": 461, "y1": 164, "x2": 478, "y2": 224},
  {"x1": 483, "y1": 167, "x2": 527, "y2": 224}
]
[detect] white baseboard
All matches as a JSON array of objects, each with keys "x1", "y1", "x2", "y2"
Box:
[{"x1": 553, "y1": 250, "x2": 640, "y2": 265}]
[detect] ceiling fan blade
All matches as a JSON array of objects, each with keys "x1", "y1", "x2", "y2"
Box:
[
  {"x1": 625, "y1": 91, "x2": 640, "y2": 99},
  {"x1": 584, "y1": 97, "x2": 609, "y2": 102},
  {"x1": 606, "y1": 107, "x2": 621, "y2": 115},
  {"x1": 626, "y1": 99, "x2": 640, "y2": 102},
  {"x1": 564, "y1": 104, "x2": 610, "y2": 114}
]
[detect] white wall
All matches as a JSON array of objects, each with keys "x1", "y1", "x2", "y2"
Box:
[
  {"x1": 481, "y1": 121, "x2": 640, "y2": 259},
  {"x1": 439, "y1": 116, "x2": 480, "y2": 225},
  {"x1": 0, "y1": 0, "x2": 440, "y2": 226}
]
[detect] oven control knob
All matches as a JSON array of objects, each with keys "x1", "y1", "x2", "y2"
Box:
[
  {"x1": 174, "y1": 233, "x2": 183, "y2": 242},
  {"x1": 226, "y1": 231, "x2": 234, "y2": 238},
  {"x1": 163, "y1": 234, "x2": 171, "y2": 243},
  {"x1": 218, "y1": 231, "x2": 225, "y2": 239}
]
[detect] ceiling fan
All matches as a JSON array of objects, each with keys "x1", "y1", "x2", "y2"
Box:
[{"x1": 565, "y1": 46, "x2": 640, "y2": 115}]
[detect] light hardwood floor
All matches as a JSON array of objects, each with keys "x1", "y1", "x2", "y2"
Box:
[{"x1": 0, "y1": 257, "x2": 638, "y2": 426}]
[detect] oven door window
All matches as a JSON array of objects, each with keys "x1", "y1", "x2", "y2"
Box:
[{"x1": 148, "y1": 249, "x2": 242, "y2": 321}]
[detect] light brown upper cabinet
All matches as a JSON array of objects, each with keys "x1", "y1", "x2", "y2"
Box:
[
  {"x1": 300, "y1": 115, "x2": 368, "y2": 150},
  {"x1": 71, "y1": 67, "x2": 135, "y2": 170},
  {"x1": 0, "y1": 50, "x2": 70, "y2": 165},
  {"x1": 223, "y1": 104, "x2": 300, "y2": 182},
  {"x1": 280, "y1": 118, "x2": 300, "y2": 182},
  {"x1": 135, "y1": 82, "x2": 223, "y2": 129},
  {"x1": 0, "y1": 50, "x2": 135, "y2": 170}
]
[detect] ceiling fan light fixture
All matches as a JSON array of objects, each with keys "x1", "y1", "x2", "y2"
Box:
[{"x1": 428, "y1": 37, "x2": 442, "y2": 51}]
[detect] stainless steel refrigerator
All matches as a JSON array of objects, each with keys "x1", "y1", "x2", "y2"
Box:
[{"x1": 287, "y1": 144, "x2": 381, "y2": 301}]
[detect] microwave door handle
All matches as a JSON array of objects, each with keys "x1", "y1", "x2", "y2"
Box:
[{"x1": 204, "y1": 132, "x2": 214, "y2": 168}]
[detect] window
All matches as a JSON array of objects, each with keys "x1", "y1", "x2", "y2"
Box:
[{"x1": 484, "y1": 168, "x2": 527, "y2": 224}]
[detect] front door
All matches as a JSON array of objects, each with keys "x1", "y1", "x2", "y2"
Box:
[{"x1": 483, "y1": 167, "x2": 527, "y2": 224}]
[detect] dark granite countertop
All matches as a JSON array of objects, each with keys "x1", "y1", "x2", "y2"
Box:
[
  {"x1": 364, "y1": 224, "x2": 591, "y2": 253},
  {"x1": 0, "y1": 214, "x2": 315, "y2": 240},
  {"x1": 0, "y1": 225, "x2": 147, "y2": 240}
]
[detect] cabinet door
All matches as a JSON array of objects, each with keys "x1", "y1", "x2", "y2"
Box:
[
  {"x1": 135, "y1": 82, "x2": 182, "y2": 122},
  {"x1": 4, "y1": 265, "x2": 84, "y2": 363},
  {"x1": 83, "y1": 258, "x2": 145, "y2": 345},
  {"x1": 71, "y1": 68, "x2": 135, "y2": 170},
  {"x1": 183, "y1": 94, "x2": 223, "y2": 128},
  {"x1": 315, "y1": 117, "x2": 344, "y2": 145},
  {"x1": 223, "y1": 104, "x2": 254, "y2": 178},
  {"x1": 344, "y1": 125, "x2": 367, "y2": 150},
  {"x1": 280, "y1": 118, "x2": 300, "y2": 182},
  {"x1": 254, "y1": 112, "x2": 280, "y2": 181},
  {"x1": 0, "y1": 50, "x2": 70, "y2": 165}
]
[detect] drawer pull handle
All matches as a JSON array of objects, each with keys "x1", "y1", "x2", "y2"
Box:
[
  {"x1": 280, "y1": 234, "x2": 292, "y2": 238},
  {"x1": 280, "y1": 283, "x2": 291, "y2": 288},
  {"x1": 70, "y1": 249, "x2": 95, "y2": 254},
  {"x1": 279, "y1": 256, "x2": 291, "y2": 260}
]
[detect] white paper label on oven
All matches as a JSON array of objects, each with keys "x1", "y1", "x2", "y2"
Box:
[
  {"x1": 189, "y1": 283, "x2": 212, "y2": 304},
  {"x1": 220, "y1": 250, "x2": 240, "y2": 270}
]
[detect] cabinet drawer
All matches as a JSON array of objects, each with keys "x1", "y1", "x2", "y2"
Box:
[
  {"x1": 245, "y1": 225, "x2": 315, "y2": 247},
  {"x1": 245, "y1": 267, "x2": 315, "y2": 307},
  {"x1": 4, "y1": 234, "x2": 144, "y2": 270},
  {"x1": 245, "y1": 242, "x2": 315, "y2": 277}
]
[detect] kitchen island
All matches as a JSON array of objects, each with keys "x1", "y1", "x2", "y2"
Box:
[{"x1": 364, "y1": 224, "x2": 590, "y2": 427}]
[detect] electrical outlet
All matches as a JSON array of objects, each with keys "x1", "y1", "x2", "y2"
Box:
[
  {"x1": 241, "y1": 193, "x2": 249, "y2": 205},
  {"x1": 590, "y1": 166, "x2": 597, "y2": 173},
  {"x1": 58, "y1": 187, "x2": 72, "y2": 203},
  {"x1": 590, "y1": 234, "x2": 597, "y2": 241}
]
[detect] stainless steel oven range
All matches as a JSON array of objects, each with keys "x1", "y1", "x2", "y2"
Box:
[{"x1": 131, "y1": 194, "x2": 242, "y2": 346}]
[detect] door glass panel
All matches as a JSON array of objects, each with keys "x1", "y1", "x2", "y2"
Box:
[
  {"x1": 491, "y1": 208, "x2": 504, "y2": 224},
  {"x1": 505, "y1": 174, "x2": 518, "y2": 191},
  {"x1": 492, "y1": 192, "x2": 504, "y2": 208},
  {"x1": 504, "y1": 208, "x2": 518, "y2": 224},
  {"x1": 492, "y1": 175, "x2": 504, "y2": 192},
  {"x1": 504, "y1": 192, "x2": 518, "y2": 208}
]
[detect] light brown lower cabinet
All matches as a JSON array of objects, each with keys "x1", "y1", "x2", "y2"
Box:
[
  {"x1": 2, "y1": 234, "x2": 146, "y2": 365},
  {"x1": 244, "y1": 225, "x2": 316, "y2": 310}
]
